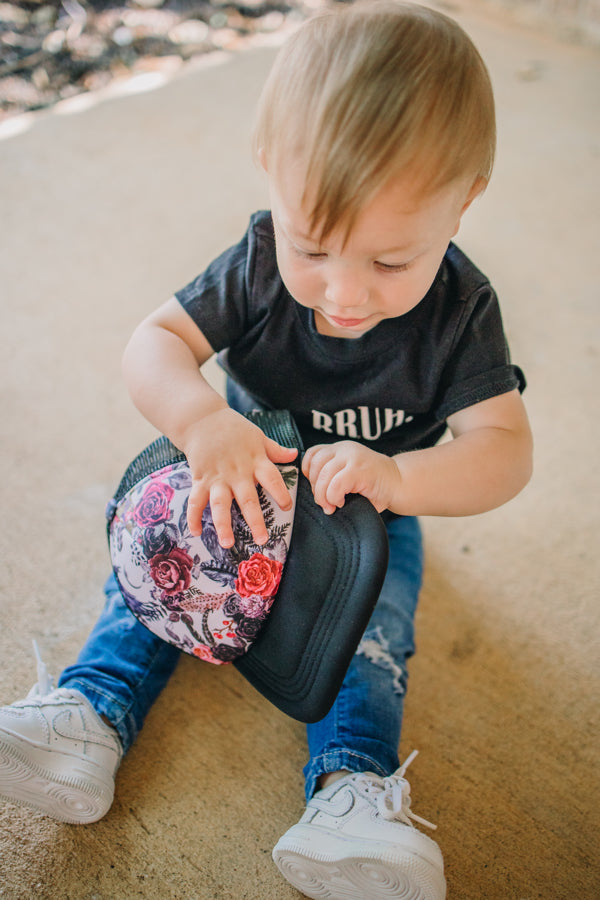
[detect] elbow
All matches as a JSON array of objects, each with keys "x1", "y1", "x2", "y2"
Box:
[
  {"x1": 509, "y1": 426, "x2": 534, "y2": 501},
  {"x1": 522, "y1": 419, "x2": 534, "y2": 486},
  {"x1": 524, "y1": 440, "x2": 534, "y2": 489}
]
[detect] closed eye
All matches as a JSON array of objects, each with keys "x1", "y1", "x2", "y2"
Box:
[
  {"x1": 375, "y1": 261, "x2": 410, "y2": 273},
  {"x1": 293, "y1": 246, "x2": 327, "y2": 261}
]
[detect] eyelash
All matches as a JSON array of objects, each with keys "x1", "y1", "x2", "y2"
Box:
[
  {"x1": 294, "y1": 247, "x2": 326, "y2": 260},
  {"x1": 376, "y1": 261, "x2": 410, "y2": 273},
  {"x1": 292, "y1": 246, "x2": 410, "y2": 272}
]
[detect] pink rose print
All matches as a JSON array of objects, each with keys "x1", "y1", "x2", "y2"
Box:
[
  {"x1": 235, "y1": 553, "x2": 283, "y2": 599},
  {"x1": 133, "y1": 480, "x2": 175, "y2": 527},
  {"x1": 150, "y1": 547, "x2": 193, "y2": 595},
  {"x1": 192, "y1": 645, "x2": 222, "y2": 664},
  {"x1": 238, "y1": 595, "x2": 270, "y2": 618}
]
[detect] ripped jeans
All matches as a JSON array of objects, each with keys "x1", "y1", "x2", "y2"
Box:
[
  {"x1": 304, "y1": 513, "x2": 422, "y2": 798},
  {"x1": 59, "y1": 514, "x2": 422, "y2": 801}
]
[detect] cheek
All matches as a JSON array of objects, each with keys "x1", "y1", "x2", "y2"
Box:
[
  {"x1": 410, "y1": 268, "x2": 435, "y2": 299},
  {"x1": 408, "y1": 253, "x2": 447, "y2": 301},
  {"x1": 276, "y1": 253, "x2": 321, "y2": 306},
  {"x1": 381, "y1": 267, "x2": 436, "y2": 316}
]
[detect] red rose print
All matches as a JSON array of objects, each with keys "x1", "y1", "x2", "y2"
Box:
[
  {"x1": 149, "y1": 547, "x2": 193, "y2": 595},
  {"x1": 235, "y1": 553, "x2": 283, "y2": 599},
  {"x1": 133, "y1": 480, "x2": 175, "y2": 527}
]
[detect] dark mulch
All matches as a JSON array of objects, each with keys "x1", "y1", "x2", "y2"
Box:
[{"x1": 0, "y1": 0, "x2": 332, "y2": 122}]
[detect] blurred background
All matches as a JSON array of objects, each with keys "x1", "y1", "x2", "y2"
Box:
[
  {"x1": 2, "y1": 0, "x2": 599, "y2": 125},
  {"x1": 1, "y1": 0, "x2": 322, "y2": 122}
]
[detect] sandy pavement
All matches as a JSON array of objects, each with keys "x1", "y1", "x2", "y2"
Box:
[{"x1": 0, "y1": 2, "x2": 599, "y2": 897}]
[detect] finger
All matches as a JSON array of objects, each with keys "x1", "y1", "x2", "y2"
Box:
[
  {"x1": 318, "y1": 450, "x2": 358, "y2": 507},
  {"x1": 324, "y1": 468, "x2": 353, "y2": 510},
  {"x1": 208, "y1": 482, "x2": 236, "y2": 548},
  {"x1": 301, "y1": 445, "x2": 333, "y2": 484},
  {"x1": 187, "y1": 481, "x2": 210, "y2": 536},
  {"x1": 301, "y1": 444, "x2": 323, "y2": 471},
  {"x1": 312, "y1": 458, "x2": 347, "y2": 515},
  {"x1": 264, "y1": 437, "x2": 298, "y2": 464},
  {"x1": 301, "y1": 449, "x2": 332, "y2": 510},
  {"x1": 231, "y1": 485, "x2": 269, "y2": 546},
  {"x1": 256, "y1": 461, "x2": 294, "y2": 511}
]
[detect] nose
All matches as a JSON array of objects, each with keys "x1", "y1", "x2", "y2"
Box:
[{"x1": 324, "y1": 265, "x2": 369, "y2": 310}]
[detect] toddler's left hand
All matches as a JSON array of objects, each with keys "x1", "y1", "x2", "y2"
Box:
[{"x1": 302, "y1": 441, "x2": 399, "y2": 515}]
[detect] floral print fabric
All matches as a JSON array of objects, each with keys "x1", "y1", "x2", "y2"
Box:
[{"x1": 108, "y1": 460, "x2": 298, "y2": 664}]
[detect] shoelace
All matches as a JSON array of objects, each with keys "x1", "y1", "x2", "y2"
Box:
[
  {"x1": 29, "y1": 639, "x2": 56, "y2": 697},
  {"x1": 357, "y1": 750, "x2": 437, "y2": 831}
]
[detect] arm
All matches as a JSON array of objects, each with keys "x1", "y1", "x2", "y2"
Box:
[
  {"x1": 302, "y1": 390, "x2": 533, "y2": 517},
  {"x1": 122, "y1": 296, "x2": 297, "y2": 547}
]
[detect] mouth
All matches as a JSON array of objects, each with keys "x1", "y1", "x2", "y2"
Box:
[{"x1": 328, "y1": 314, "x2": 370, "y2": 329}]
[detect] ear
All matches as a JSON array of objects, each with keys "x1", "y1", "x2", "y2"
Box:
[
  {"x1": 257, "y1": 146, "x2": 268, "y2": 173},
  {"x1": 452, "y1": 176, "x2": 487, "y2": 236},
  {"x1": 461, "y1": 175, "x2": 487, "y2": 214}
]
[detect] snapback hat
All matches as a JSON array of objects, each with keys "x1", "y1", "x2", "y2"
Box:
[{"x1": 106, "y1": 410, "x2": 389, "y2": 722}]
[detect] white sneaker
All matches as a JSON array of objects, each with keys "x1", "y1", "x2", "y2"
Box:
[
  {"x1": 273, "y1": 751, "x2": 446, "y2": 900},
  {"x1": 0, "y1": 643, "x2": 122, "y2": 824}
]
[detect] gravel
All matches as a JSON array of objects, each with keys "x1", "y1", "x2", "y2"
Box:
[{"x1": 0, "y1": 0, "x2": 332, "y2": 122}]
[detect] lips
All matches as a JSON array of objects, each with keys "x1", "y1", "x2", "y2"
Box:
[{"x1": 329, "y1": 315, "x2": 369, "y2": 328}]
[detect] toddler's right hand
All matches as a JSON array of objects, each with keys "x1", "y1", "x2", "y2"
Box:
[{"x1": 181, "y1": 408, "x2": 298, "y2": 549}]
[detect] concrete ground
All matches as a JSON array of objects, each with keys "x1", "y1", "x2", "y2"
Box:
[{"x1": 0, "y1": 2, "x2": 599, "y2": 898}]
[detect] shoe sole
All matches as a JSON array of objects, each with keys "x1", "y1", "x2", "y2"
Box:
[
  {"x1": 0, "y1": 735, "x2": 114, "y2": 824},
  {"x1": 273, "y1": 838, "x2": 446, "y2": 900}
]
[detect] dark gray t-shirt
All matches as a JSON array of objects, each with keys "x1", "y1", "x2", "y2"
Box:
[{"x1": 176, "y1": 211, "x2": 524, "y2": 455}]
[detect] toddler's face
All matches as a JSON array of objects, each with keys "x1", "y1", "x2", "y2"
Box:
[{"x1": 268, "y1": 163, "x2": 481, "y2": 338}]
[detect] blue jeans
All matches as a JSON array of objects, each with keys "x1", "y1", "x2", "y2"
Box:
[{"x1": 59, "y1": 515, "x2": 422, "y2": 801}]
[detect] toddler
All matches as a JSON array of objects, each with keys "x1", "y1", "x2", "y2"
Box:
[{"x1": 0, "y1": 4, "x2": 532, "y2": 899}]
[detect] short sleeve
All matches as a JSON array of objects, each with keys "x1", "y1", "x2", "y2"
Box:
[
  {"x1": 435, "y1": 284, "x2": 526, "y2": 422},
  {"x1": 175, "y1": 225, "x2": 253, "y2": 351}
]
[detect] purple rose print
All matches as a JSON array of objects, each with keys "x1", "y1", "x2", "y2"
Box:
[
  {"x1": 222, "y1": 595, "x2": 242, "y2": 617},
  {"x1": 234, "y1": 616, "x2": 265, "y2": 641},
  {"x1": 211, "y1": 643, "x2": 243, "y2": 663},
  {"x1": 133, "y1": 479, "x2": 175, "y2": 527},
  {"x1": 238, "y1": 594, "x2": 270, "y2": 619},
  {"x1": 142, "y1": 523, "x2": 178, "y2": 560}
]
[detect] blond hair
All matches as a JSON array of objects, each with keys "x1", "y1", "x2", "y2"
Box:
[{"x1": 253, "y1": 1, "x2": 496, "y2": 240}]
